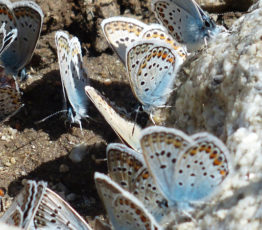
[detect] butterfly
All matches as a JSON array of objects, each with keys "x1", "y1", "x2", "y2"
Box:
[
  {"x1": 151, "y1": 0, "x2": 225, "y2": 51},
  {"x1": 0, "y1": 22, "x2": 22, "y2": 122},
  {"x1": 101, "y1": 16, "x2": 187, "y2": 64},
  {"x1": 0, "y1": 180, "x2": 92, "y2": 230},
  {"x1": 85, "y1": 85, "x2": 142, "y2": 151},
  {"x1": 126, "y1": 39, "x2": 184, "y2": 117},
  {"x1": 0, "y1": 72, "x2": 23, "y2": 122},
  {"x1": 0, "y1": 0, "x2": 43, "y2": 77},
  {"x1": 107, "y1": 143, "x2": 170, "y2": 222},
  {"x1": 95, "y1": 172, "x2": 163, "y2": 230},
  {"x1": 55, "y1": 31, "x2": 89, "y2": 129},
  {"x1": 140, "y1": 126, "x2": 232, "y2": 211}
]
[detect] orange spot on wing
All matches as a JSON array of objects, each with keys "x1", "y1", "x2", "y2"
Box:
[
  {"x1": 213, "y1": 158, "x2": 222, "y2": 166},
  {"x1": 167, "y1": 57, "x2": 174, "y2": 63},
  {"x1": 174, "y1": 140, "x2": 182, "y2": 148},
  {"x1": 189, "y1": 147, "x2": 198, "y2": 156},
  {"x1": 142, "y1": 171, "x2": 149, "y2": 179},
  {"x1": 209, "y1": 152, "x2": 217, "y2": 159},
  {"x1": 162, "y1": 52, "x2": 168, "y2": 60}
]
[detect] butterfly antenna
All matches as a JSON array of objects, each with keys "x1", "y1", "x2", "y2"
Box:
[
  {"x1": 34, "y1": 110, "x2": 67, "y2": 124},
  {"x1": 132, "y1": 105, "x2": 141, "y2": 135}
]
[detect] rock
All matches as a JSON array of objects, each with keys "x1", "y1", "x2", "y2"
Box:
[
  {"x1": 156, "y1": 1, "x2": 262, "y2": 229},
  {"x1": 69, "y1": 143, "x2": 88, "y2": 163},
  {"x1": 10, "y1": 158, "x2": 16, "y2": 165}
]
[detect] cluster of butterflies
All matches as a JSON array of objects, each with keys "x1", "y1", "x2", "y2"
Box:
[
  {"x1": 0, "y1": 126, "x2": 232, "y2": 230},
  {"x1": 0, "y1": 0, "x2": 234, "y2": 229}
]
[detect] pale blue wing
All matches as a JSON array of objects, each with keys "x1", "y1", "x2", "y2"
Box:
[
  {"x1": 101, "y1": 16, "x2": 147, "y2": 63},
  {"x1": 0, "y1": 1, "x2": 43, "y2": 75},
  {"x1": 140, "y1": 126, "x2": 194, "y2": 206},
  {"x1": 152, "y1": 0, "x2": 221, "y2": 51},
  {"x1": 173, "y1": 134, "x2": 232, "y2": 210},
  {"x1": 126, "y1": 40, "x2": 184, "y2": 113},
  {"x1": 95, "y1": 172, "x2": 163, "y2": 230}
]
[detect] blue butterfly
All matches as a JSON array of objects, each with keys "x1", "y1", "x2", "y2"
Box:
[
  {"x1": 55, "y1": 31, "x2": 89, "y2": 129},
  {"x1": 152, "y1": 0, "x2": 225, "y2": 51}
]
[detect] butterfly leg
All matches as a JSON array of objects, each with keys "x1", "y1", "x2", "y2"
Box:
[{"x1": 19, "y1": 68, "x2": 29, "y2": 81}]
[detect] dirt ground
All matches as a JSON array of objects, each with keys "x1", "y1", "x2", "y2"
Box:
[{"x1": 0, "y1": 0, "x2": 248, "y2": 226}]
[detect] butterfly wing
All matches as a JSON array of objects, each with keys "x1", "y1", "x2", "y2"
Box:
[
  {"x1": 0, "y1": 73, "x2": 23, "y2": 122},
  {"x1": 67, "y1": 36, "x2": 89, "y2": 121},
  {"x1": 140, "y1": 126, "x2": 194, "y2": 205},
  {"x1": 95, "y1": 172, "x2": 163, "y2": 230},
  {"x1": 107, "y1": 143, "x2": 145, "y2": 190},
  {"x1": 134, "y1": 168, "x2": 170, "y2": 222},
  {"x1": 101, "y1": 16, "x2": 146, "y2": 63},
  {"x1": 126, "y1": 40, "x2": 184, "y2": 113},
  {"x1": 0, "y1": 181, "x2": 46, "y2": 229},
  {"x1": 107, "y1": 143, "x2": 170, "y2": 222},
  {"x1": 140, "y1": 23, "x2": 187, "y2": 59},
  {"x1": 55, "y1": 31, "x2": 89, "y2": 127},
  {"x1": 152, "y1": 0, "x2": 218, "y2": 51},
  {"x1": 0, "y1": 1, "x2": 43, "y2": 75},
  {"x1": 0, "y1": 222, "x2": 23, "y2": 230},
  {"x1": 0, "y1": 28, "x2": 17, "y2": 55},
  {"x1": 0, "y1": 1, "x2": 17, "y2": 37},
  {"x1": 55, "y1": 31, "x2": 70, "y2": 105},
  {"x1": 172, "y1": 134, "x2": 232, "y2": 208},
  {"x1": 0, "y1": 22, "x2": 17, "y2": 55},
  {"x1": 33, "y1": 187, "x2": 92, "y2": 230},
  {"x1": 85, "y1": 85, "x2": 142, "y2": 151},
  {"x1": 0, "y1": 180, "x2": 92, "y2": 230}
]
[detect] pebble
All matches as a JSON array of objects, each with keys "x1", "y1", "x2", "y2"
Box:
[{"x1": 10, "y1": 158, "x2": 16, "y2": 164}]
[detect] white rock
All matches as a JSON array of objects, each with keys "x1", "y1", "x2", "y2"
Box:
[{"x1": 160, "y1": 1, "x2": 262, "y2": 229}]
